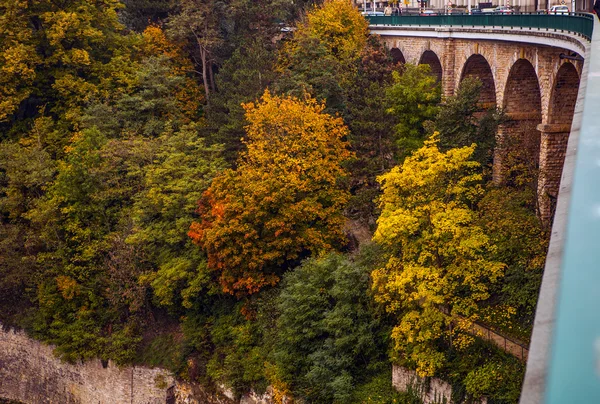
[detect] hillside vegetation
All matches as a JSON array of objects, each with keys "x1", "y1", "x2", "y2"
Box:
[{"x1": 0, "y1": 0, "x2": 548, "y2": 402}]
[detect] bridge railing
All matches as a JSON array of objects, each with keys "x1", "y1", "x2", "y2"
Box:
[{"x1": 367, "y1": 13, "x2": 594, "y2": 40}]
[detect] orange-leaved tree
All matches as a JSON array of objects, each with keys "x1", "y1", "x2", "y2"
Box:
[
  {"x1": 189, "y1": 90, "x2": 352, "y2": 296},
  {"x1": 140, "y1": 24, "x2": 204, "y2": 121}
]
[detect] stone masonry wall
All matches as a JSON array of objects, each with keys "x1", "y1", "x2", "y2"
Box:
[
  {"x1": 0, "y1": 326, "x2": 175, "y2": 404},
  {"x1": 392, "y1": 365, "x2": 453, "y2": 404},
  {"x1": 0, "y1": 325, "x2": 278, "y2": 404},
  {"x1": 392, "y1": 365, "x2": 489, "y2": 404}
]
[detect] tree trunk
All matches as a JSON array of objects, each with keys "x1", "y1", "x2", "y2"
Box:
[
  {"x1": 200, "y1": 46, "x2": 210, "y2": 103},
  {"x1": 209, "y1": 61, "x2": 216, "y2": 93}
]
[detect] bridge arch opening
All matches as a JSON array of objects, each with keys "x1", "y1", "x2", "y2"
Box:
[
  {"x1": 390, "y1": 47, "x2": 406, "y2": 64},
  {"x1": 460, "y1": 54, "x2": 496, "y2": 107},
  {"x1": 548, "y1": 63, "x2": 579, "y2": 125},
  {"x1": 537, "y1": 62, "x2": 580, "y2": 221},
  {"x1": 419, "y1": 50, "x2": 442, "y2": 82},
  {"x1": 496, "y1": 59, "x2": 542, "y2": 194}
]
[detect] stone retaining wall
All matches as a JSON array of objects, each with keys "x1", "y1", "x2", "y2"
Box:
[
  {"x1": 0, "y1": 326, "x2": 174, "y2": 403},
  {"x1": 392, "y1": 365, "x2": 453, "y2": 404},
  {"x1": 0, "y1": 325, "x2": 277, "y2": 404}
]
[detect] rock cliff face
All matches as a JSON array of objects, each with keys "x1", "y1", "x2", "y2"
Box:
[
  {"x1": 0, "y1": 326, "x2": 174, "y2": 403},
  {"x1": 0, "y1": 325, "x2": 276, "y2": 404}
]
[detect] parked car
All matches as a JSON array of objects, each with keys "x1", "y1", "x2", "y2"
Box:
[
  {"x1": 361, "y1": 10, "x2": 386, "y2": 16},
  {"x1": 549, "y1": 5, "x2": 569, "y2": 13},
  {"x1": 420, "y1": 9, "x2": 438, "y2": 15},
  {"x1": 493, "y1": 5, "x2": 514, "y2": 13},
  {"x1": 470, "y1": 7, "x2": 483, "y2": 14}
]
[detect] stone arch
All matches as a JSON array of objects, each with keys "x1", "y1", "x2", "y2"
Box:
[
  {"x1": 459, "y1": 54, "x2": 496, "y2": 107},
  {"x1": 503, "y1": 59, "x2": 542, "y2": 115},
  {"x1": 418, "y1": 50, "x2": 443, "y2": 82},
  {"x1": 537, "y1": 62, "x2": 580, "y2": 222},
  {"x1": 548, "y1": 62, "x2": 579, "y2": 125},
  {"x1": 390, "y1": 47, "x2": 406, "y2": 64},
  {"x1": 495, "y1": 59, "x2": 542, "y2": 193}
]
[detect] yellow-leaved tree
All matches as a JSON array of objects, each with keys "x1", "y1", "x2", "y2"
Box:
[
  {"x1": 372, "y1": 134, "x2": 505, "y2": 376},
  {"x1": 275, "y1": 0, "x2": 369, "y2": 113},
  {"x1": 189, "y1": 90, "x2": 352, "y2": 296},
  {"x1": 297, "y1": 0, "x2": 368, "y2": 65}
]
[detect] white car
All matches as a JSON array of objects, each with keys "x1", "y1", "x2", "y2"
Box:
[
  {"x1": 549, "y1": 5, "x2": 569, "y2": 13},
  {"x1": 493, "y1": 5, "x2": 514, "y2": 13},
  {"x1": 361, "y1": 11, "x2": 386, "y2": 16}
]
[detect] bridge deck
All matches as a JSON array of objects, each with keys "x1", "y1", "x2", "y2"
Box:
[
  {"x1": 534, "y1": 15, "x2": 600, "y2": 404},
  {"x1": 367, "y1": 13, "x2": 594, "y2": 39}
]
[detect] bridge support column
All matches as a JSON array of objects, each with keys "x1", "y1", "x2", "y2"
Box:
[
  {"x1": 442, "y1": 38, "x2": 456, "y2": 98},
  {"x1": 537, "y1": 123, "x2": 571, "y2": 224},
  {"x1": 492, "y1": 113, "x2": 542, "y2": 187}
]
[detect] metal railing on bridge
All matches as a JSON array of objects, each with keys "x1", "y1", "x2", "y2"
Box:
[{"x1": 367, "y1": 13, "x2": 594, "y2": 40}]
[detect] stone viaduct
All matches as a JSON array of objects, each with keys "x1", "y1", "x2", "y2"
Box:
[{"x1": 372, "y1": 24, "x2": 588, "y2": 222}]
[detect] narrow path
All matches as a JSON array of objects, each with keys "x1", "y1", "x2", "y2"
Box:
[{"x1": 467, "y1": 321, "x2": 529, "y2": 361}]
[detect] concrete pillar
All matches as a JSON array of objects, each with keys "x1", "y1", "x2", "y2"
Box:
[{"x1": 537, "y1": 123, "x2": 571, "y2": 224}]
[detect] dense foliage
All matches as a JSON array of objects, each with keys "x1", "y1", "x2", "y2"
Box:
[
  {"x1": 0, "y1": 0, "x2": 549, "y2": 402},
  {"x1": 189, "y1": 91, "x2": 352, "y2": 296},
  {"x1": 373, "y1": 134, "x2": 504, "y2": 376}
]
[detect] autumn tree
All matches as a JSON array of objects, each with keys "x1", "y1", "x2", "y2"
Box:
[
  {"x1": 189, "y1": 91, "x2": 352, "y2": 296},
  {"x1": 294, "y1": 0, "x2": 368, "y2": 72},
  {"x1": 0, "y1": 0, "x2": 130, "y2": 133},
  {"x1": 275, "y1": 0, "x2": 368, "y2": 114},
  {"x1": 372, "y1": 134, "x2": 504, "y2": 376},
  {"x1": 0, "y1": 0, "x2": 39, "y2": 123}
]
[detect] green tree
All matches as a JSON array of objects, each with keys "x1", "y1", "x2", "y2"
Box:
[
  {"x1": 274, "y1": 251, "x2": 385, "y2": 403},
  {"x1": 275, "y1": 37, "x2": 348, "y2": 114},
  {"x1": 167, "y1": 0, "x2": 224, "y2": 102},
  {"x1": 434, "y1": 77, "x2": 502, "y2": 169},
  {"x1": 372, "y1": 134, "x2": 504, "y2": 376},
  {"x1": 274, "y1": 0, "x2": 368, "y2": 114},
  {"x1": 0, "y1": 117, "x2": 56, "y2": 325},
  {"x1": 345, "y1": 35, "x2": 400, "y2": 224},
  {"x1": 130, "y1": 124, "x2": 226, "y2": 308},
  {"x1": 204, "y1": 39, "x2": 279, "y2": 163},
  {"x1": 120, "y1": 0, "x2": 173, "y2": 31},
  {"x1": 28, "y1": 127, "x2": 152, "y2": 364},
  {"x1": 190, "y1": 91, "x2": 352, "y2": 296},
  {"x1": 477, "y1": 186, "x2": 548, "y2": 334},
  {"x1": 386, "y1": 64, "x2": 441, "y2": 160}
]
